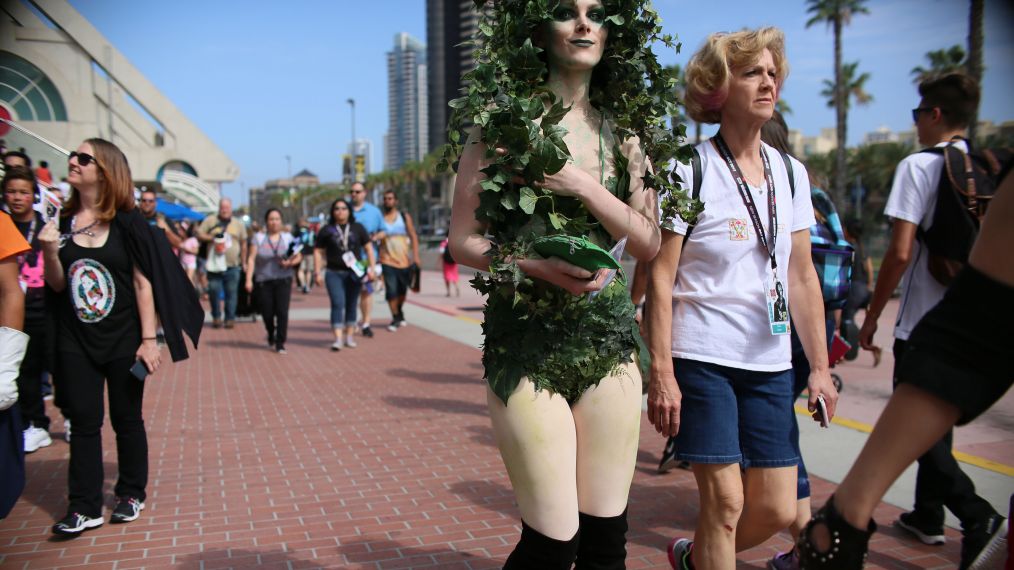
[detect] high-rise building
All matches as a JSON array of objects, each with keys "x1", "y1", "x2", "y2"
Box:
[
  {"x1": 385, "y1": 33, "x2": 428, "y2": 171},
  {"x1": 426, "y1": 0, "x2": 484, "y2": 154},
  {"x1": 345, "y1": 139, "x2": 372, "y2": 183}
]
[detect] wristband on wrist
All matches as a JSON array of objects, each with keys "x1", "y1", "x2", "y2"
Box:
[{"x1": 142, "y1": 337, "x2": 158, "y2": 341}]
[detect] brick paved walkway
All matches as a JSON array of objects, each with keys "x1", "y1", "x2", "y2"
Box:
[{"x1": 0, "y1": 282, "x2": 968, "y2": 568}]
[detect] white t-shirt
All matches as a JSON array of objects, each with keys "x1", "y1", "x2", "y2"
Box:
[
  {"x1": 662, "y1": 140, "x2": 816, "y2": 371},
  {"x1": 883, "y1": 140, "x2": 961, "y2": 341}
]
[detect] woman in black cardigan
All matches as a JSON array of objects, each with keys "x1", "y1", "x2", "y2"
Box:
[{"x1": 38, "y1": 138, "x2": 201, "y2": 537}]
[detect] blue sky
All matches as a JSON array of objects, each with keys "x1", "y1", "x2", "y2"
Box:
[{"x1": 68, "y1": 0, "x2": 1014, "y2": 206}]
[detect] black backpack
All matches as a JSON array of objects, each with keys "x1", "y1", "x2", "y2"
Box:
[{"x1": 918, "y1": 138, "x2": 1013, "y2": 285}]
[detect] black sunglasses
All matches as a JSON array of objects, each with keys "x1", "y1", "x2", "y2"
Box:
[
  {"x1": 911, "y1": 107, "x2": 937, "y2": 123},
  {"x1": 69, "y1": 151, "x2": 98, "y2": 167}
]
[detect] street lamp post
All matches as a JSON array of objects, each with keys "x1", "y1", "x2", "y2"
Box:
[{"x1": 347, "y1": 98, "x2": 355, "y2": 183}]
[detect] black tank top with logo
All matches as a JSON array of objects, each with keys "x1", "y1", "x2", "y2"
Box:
[{"x1": 57, "y1": 220, "x2": 141, "y2": 363}]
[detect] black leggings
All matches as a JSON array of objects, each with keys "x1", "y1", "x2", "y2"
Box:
[
  {"x1": 256, "y1": 277, "x2": 293, "y2": 347},
  {"x1": 16, "y1": 312, "x2": 49, "y2": 431},
  {"x1": 57, "y1": 352, "x2": 147, "y2": 517}
]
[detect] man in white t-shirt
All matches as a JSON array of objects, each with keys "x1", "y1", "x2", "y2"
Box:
[{"x1": 859, "y1": 72, "x2": 1002, "y2": 561}]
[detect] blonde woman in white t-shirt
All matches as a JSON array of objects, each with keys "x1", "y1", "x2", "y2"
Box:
[{"x1": 645, "y1": 28, "x2": 838, "y2": 570}]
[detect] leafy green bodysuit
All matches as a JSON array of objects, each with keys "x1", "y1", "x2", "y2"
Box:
[
  {"x1": 474, "y1": 169, "x2": 648, "y2": 405},
  {"x1": 440, "y1": 0, "x2": 700, "y2": 404}
]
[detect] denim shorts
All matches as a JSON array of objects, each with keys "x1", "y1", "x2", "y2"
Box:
[{"x1": 673, "y1": 358, "x2": 799, "y2": 468}]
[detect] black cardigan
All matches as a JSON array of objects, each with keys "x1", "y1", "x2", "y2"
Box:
[{"x1": 114, "y1": 209, "x2": 203, "y2": 362}]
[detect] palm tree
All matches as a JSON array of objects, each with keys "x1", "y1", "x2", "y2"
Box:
[
  {"x1": 967, "y1": 0, "x2": 984, "y2": 142},
  {"x1": 820, "y1": 62, "x2": 873, "y2": 113},
  {"x1": 911, "y1": 45, "x2": 966, "y2": 83},
  {"x1": 775, "y1": 99, "x2": 793, "y2": 117},
  {"x1": 806, "y1": 0, "x2": 870, "y2": 201}
]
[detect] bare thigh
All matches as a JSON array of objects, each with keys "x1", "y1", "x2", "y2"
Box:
[
  {"x1": 572, "y1": 361, "x2": 643, "y2": 517},
  {"x1": 487, "y1": 379, "x2": 579, "y2": 540}
]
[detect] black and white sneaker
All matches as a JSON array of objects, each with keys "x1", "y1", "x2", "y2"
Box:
[
  {"x1": 361, "y1": 325, "x2": 374, "y2": 338},
  {"x1": 110, "y1": 497, "x2": 145, "y2": 523},
  {"x1": 658, "y1": 436, "x2": 691, "y2": 473},
  {"x1": 962, "y1": 514, "x2": 1007, "y2": 570},
  {"x1": 52, "y1": 512, "x2": 103, "y2": 536},
  {"x1": 896, "y1": 510, "x2": 946, "y2": 545}
]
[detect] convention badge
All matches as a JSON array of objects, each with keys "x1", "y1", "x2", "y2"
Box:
[
  {"x1": 729, "y1": 218, "x2": 749, "y2": 241},
  {"x1": 342, "y1": 251, "x2": 365, "y2": 278},
  {"x1": 34, "y1": 187, "x2": 61, "y2": 223},
  {"x1": 766, "y1": 277, "x2": 790, "y2": 336}
]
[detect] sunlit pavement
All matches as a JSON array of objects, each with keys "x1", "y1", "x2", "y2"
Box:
[{"x1": 2, "y1": 270, "x2": 1006, "y2": 568}]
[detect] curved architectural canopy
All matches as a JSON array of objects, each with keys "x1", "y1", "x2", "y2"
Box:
[{"x1": 0, "y1": 50, "x2": 68, "y2": 122}]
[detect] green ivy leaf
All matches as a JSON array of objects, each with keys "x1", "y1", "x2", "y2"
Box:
[
  {"x1": 480, "y1": 179, "x2": 502, "y2": 193},
  {"x1": 519, "y1": 186, "x2": 537, "y2": 214},
  {"x1": 548, "y1": 211, "x2": 564, "y2": 230}
]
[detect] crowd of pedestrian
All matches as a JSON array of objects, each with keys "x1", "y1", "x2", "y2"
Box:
[{"x1": 1, "y1": 4, "x2": 1010, "y2": 568}]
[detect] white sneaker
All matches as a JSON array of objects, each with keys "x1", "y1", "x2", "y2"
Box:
[
  {"x1": 64, "y1": 419, "x2": 71, "y2": 443},
  {"x1": 345, "y1": 337, "x2": 358, "y2": 348},
  {"x1": 24, "y1": 426, "x2": 53, "y2": 453},
  {"x1": 330, "y1": 340, "x2": 342, "y2": 352}
]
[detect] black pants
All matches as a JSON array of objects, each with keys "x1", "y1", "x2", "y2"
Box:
[
  {"x1": 893, "y1": 339, "x2": 995, "y2": 529},
  {"x1": 257, "y1": 277, "x2": 292, "y2": 348},
  {"x1": 58, "y1": 352, "x2": 147, "y2": 518},
  {"x1": 16, "y1": 311, "x2": 49, "y2": 431}
]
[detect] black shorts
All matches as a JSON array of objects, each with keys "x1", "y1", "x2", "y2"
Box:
[
  {"x1": 382, "y1": 265, "x2": 411, "y2": 301},
  {"x1": 897, "y1": 266, "x2": 1014, "y2": 425}
]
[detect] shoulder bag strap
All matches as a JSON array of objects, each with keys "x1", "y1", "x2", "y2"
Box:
[
  {"x1": 778, "y1": 150, "x2": 796, "y2": 199},
  {"x1": 683, "y1": 146, "x2": 704, "y2": 244}
]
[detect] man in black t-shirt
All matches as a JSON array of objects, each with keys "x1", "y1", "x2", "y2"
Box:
[{"x1": 2, "y1": 166, "x2": 52, "y2": 453}]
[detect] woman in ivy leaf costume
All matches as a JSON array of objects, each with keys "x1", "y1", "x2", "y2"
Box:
[{"x1": 445, "y1": 0, "x2": 695, "y2": 568}]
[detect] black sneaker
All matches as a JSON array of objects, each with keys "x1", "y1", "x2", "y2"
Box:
[
  {"x1": 960, "y1": 514, "x2": 1007, "y2": 570},
  {"x1": 896, "y1": 510, "x2": 946, "y2": 545},
  {"x1": 52, "y1": 512, "x2": 103, "y2": 536},
  {"x1": 110, "y1": 497, "x2": 144, "y2": 523},
  {"x1": 658, "y1": 437, "x2": 691, "y2": 473},
  {"x1": 361, "y1": 325, "x2": 374, "y2": 338},
  {"x1": 659, "y1": 437, "x2": 678, "y2": 473}
]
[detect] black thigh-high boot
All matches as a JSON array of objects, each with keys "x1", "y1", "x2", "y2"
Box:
[
  {"x1": 574, "y1": 509, "x2": 628, "y2": 570},
  {"x1": 503, "y1": 520, "x2": 580, "y2": 570}
]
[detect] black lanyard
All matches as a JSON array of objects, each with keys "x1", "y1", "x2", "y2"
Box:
[
  {"x1": 17, "y1": 215, "x2": 38, "y2": 271},
  {"x1": 265, "y1": 233, "x2": 284, "y2": 258},
  {"x1": 713, "y1": 132, "x2": 779, "y2": 271},
  {"x1": 333, "y1": 224, "x2": 351, "y2": 252}
]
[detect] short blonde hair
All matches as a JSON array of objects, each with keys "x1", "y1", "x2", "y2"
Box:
[{"x1": 685, "y1": 27, "x2": 789, "y2": 124}]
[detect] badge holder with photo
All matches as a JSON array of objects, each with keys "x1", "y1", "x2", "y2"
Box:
[{"x1": 766, "y1": 277, "x2": 790, "y2": 336}]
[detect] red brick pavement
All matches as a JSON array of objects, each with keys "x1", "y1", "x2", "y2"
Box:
[{"x1": 0, "y1": 283, "x2": 965, "y2": 568}]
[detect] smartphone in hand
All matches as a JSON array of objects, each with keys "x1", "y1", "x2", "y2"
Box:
[
  {"x1": 129, "y1": 360, "x2": 149, "y2": 381},
  {"x1": 816, "y1": 395, "x2": 829, "y2": 428}
]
